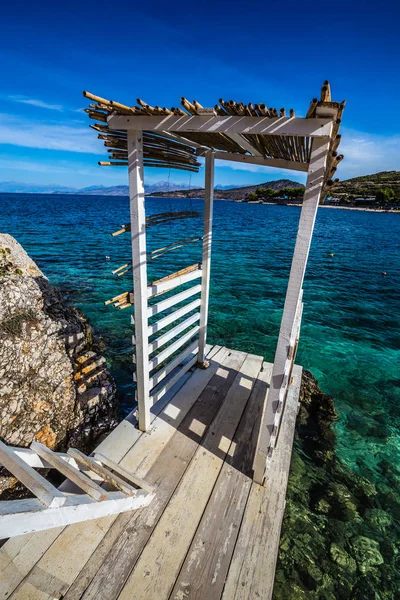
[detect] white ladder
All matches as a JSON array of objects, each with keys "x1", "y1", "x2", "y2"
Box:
[{"x1": 0, "y1": 440, "x2": 155, "y2": 538}]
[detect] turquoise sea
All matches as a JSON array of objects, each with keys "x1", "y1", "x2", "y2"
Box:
[{"x1": 1, "y1": 193, "x2": 399, "y2": 597}]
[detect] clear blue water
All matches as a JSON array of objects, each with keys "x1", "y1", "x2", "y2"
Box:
[{"x1": 1, "y1": 194, "x2": 400, "y2": 566}]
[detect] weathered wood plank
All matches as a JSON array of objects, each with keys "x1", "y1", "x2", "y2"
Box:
[
  {"x1": 118, "y1": 353, "x2": 263, "y2": 600},
  {"x1": 68, "y1": 349, "x2": 247, "y2": 600},
  {"x1": 222, "y1": 365, "x2": 302, "y2": 600},
  {"x1": 0, "y1": 353, "x2": 221, "y2": 598},
  {"x1": 93, "y1": 453, "x2": 155, "y2": 494},
  {"x1": 170, "y1": 363, "x2": 273, "y2": 600}
]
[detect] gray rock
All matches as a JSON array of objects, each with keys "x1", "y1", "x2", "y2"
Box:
[{"x1": 0, "y1": 234, "x2": 118, "y2": 496}]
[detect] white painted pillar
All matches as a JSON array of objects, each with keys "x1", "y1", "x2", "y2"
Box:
[
  {"x1": 197, "y1": 151, "x2": 215, "y2": 366},
  {"x1": 127, "y1": 131, "x2": 150, "y2": 431},
  {"x1": 253, "y1": 136, "x2": 332, "y2": 484}
]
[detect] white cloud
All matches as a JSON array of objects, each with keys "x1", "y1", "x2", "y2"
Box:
[
  {"x1": 9, "y1": 96, "x2": 64, "y2": 112},
  {"x1": 338, "y1": 128, "x2": 400, "y2": 179},
  {"x1": 0, "y1": 113, "x2": 100, "y2": 154}
]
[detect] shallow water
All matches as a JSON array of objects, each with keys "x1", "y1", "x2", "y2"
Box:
[{"x1": 1, "y1": 193, "x2": 399, "y2": 593}]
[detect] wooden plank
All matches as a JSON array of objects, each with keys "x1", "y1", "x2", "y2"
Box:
[
  {"x1": 213, "y1": 151, "x2": 309, "y2": 172},
  {"x1": 108, "y1": 114, "x2": 334, "y2": 137},
  {"x1": 93, "y1": 454, "x2": 155, "y2": 494},
  {"x1": 149, "y1": 354, "x2": 197, "y2": 404},
  {"x1": 147, "y1": 284, "x2": 201, "y2": 317},
  {"x1": 64, "y1": 349, "x2": 246, "y2": 600},
  {"x1": 117, "y1": 353, "x2": 263, "y2": 600},
  {"x1": 1, "y1": 346, "x2": 219, "y2": 600},
  {"x1": 147, "y1": 268, "x2": 202, "y2": 297},
  {"x1": 146, "y1": 297, "x2": 201, "y2": 337},
  {"x1": 253, "y1": 137, "x2": 331, "y2": 484},
  {"x1": 148, "y1": 325, "x2": 199, "y2": 371},
  {"x1": 148, "y1": 340, "x2": 198, "y2": 389},
  {"x1": 222, "y1": 365, "x2": 302, "y2": 600},
  {"x1": 3, "y1": 447, "x2": 78, "y2": 470},
  {"x1": 0, "y1": 441, "x2": 65, "y2": 509},
  {"x1": 0, "y1": 491, "x2": 152, "y2": 540},
  {"x1": 30, "y1": 442, "x2": 107, "y2": 502},
  {"x1": 170, "y1": 362, "x2": 273, "y2": 600},
  {"x1": 198, "y1": 150, "x2": 214, "y2": 364},
  {"x1": 148, "y1": 312, "x2": 200, "y2": 354},
  {"x1": 67, "y1": 449, "x2": 138, "y2": 496},
  {"x1": 128, "y1": 130, "x2": 150, "y2": 432}
]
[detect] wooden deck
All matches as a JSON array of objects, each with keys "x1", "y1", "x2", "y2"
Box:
[{"x1": 0, "y1": 345, "x2": 301, "y2": 600}]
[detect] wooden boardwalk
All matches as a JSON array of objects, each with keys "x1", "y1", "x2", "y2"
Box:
[{"x1": 0, "y1": 345, "x2": 301, "y2": 600}]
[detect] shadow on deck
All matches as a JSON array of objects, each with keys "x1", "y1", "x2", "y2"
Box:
[{"x1": 0, "y1": 345, "x2": 301, "y2": 600}]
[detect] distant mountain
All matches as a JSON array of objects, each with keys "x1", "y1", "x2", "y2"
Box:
[
  {"x1": 147, "y1": 179, "x2": 304, "y2": 201},
  {"x1": 0, "y1": 180, "x2": 259, "y2": 196},
  {"x1": 0, "y1": 181, "x2": 77, "y2": 194},
  {"x1": 334, "y1": 171, "x2": 400, "y2": 197}
]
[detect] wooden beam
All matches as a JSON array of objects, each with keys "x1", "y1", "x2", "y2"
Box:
[
  {"x1": 0, "y1": 441, "x2": 65, "y2": 509},
  {"x1": 128, "y1": 131, "x2": 151, "y2": 432},
  {"x1": 148, "y1": 325, "x2": 200, "y2": 371},
  {"x1": 0, "y1": 490, "x2": 152, "y2": 538},
  {"x1": 211, "y1": 151, "x2": 309, "y2": 172},
  {"x1": 148, "y1": 312, "x2": 200, "y2": 354},
  {"x1": 224, "y1": 133, "x2": 263, "y2": 156},
  {"x1": 93, "y1": 454, "x2": 156, "y2": 494},
  {"x1": 147, "y1": 284, "x2": 202, "y2": 318},
  {"x1": 198, "y1": 151, "x2": 214, "y2": 365},
  {"x1": 146, "y1": 298, "x2": 201, "y2": 337},
  {"x1": 146, "y1": 268, "x2": 202, "y2": 297},
  {"x1": 252, "y1": 136, "x2": 331, "y2": 485},
  {"x1": 148, "y1": 340, "x2": 199, "y2": 390},
  {"x1": 31, "y1": 442, "x2": 108, "y2": 502},
  {"x1": 108, "y1": 115, "x2": 333, "y2": 138}
]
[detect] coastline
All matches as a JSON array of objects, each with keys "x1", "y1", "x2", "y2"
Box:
[{"x1": 248, "y1": 201, "x2": 400, "y2": 213}]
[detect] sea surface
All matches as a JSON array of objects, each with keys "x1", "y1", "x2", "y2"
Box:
[{"x1": 1, "y1": 193, "x2": 399, "y2": 596}]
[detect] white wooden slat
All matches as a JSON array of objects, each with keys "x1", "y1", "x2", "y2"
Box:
[
  {"x1": 148, "y1": 340, "x2": 198, "y2": 389},
  {"x1": 149, "y1": 354, "x2": 198, "y2": 405},
  {"x1": 148, "y1": 325, "x2": 200, "y2": 371},
  {"x1": 198, "y1": 150, "x2": 214, "y2": 365},
  {"x1": 66, "y1": 449, "x2": 138, "y2": 496},
  {"x1": 212, "y1": 151, "x2": 309, "y2": 172},
  {"x1": 0, "y1": 441, "x2": 65, "y2": 509},
  {"x1": 5, "y1": 447, "x2": 78, "y2": 470},
  {"x1": 147, "y1": 312, "x2": 200, "y2": 354},
  {"x1": 93, "y1": 454, "x2": 156, "y2": 494},
  {"x1": 147, "y1": 268, "x2": 202, "y2": 297},
  {"x1": 0, "y1": 491, "x2": 152, "y2": 539},
  {"x1": 30, "y1": 442, "x2": 108, "y2": 502},
  {"x1": 108, "y1": 114, "x2": 333, "y2": 137},
  {"x1": 253, "y1": 137, "x2": 331, "y2": 484},
  {"x1": 224, "y1": 132, "x2": 263, "y2": 156},
  {"x1": 128, "y1": 130, "x2": 151, "y2": 432},
  {"x1": 147, "y1": 284, "x2": 202, "y2": 318},
  {"x1": 146, "y1": 298, "x2": 201, "y2": 338}
]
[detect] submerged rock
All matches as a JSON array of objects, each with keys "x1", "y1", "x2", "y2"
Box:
[
  {"x1": 0, "y1": 234, "x2": 117, "y2": 496},
  {"x1": 273, "y1": 370, "x2": 400, "y2": 600}
]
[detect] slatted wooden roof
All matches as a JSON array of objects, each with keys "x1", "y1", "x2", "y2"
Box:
[{"x1": 84, "y1": 81, "x2": 345, "y2": 191}]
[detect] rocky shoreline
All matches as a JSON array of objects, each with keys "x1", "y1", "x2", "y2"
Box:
[
  {"x1": 274, "y1": 370, "x2": 400, "y2": 599},
  {"x1": 0, "y1": 234, "x2": 118, "y2": 498}
]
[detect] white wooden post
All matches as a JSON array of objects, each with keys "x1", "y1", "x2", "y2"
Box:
[
  {"x1": 253, "y1": 136, "x2": 331, "y2": 484},
  {"x1": 198, "y1": 151, "x2": 215, "y2": 366},
  {"x1": 128, "y1": 131, "x2": 150, "y2": 431}
]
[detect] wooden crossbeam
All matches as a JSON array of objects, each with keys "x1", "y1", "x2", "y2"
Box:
[
  {"x1": 31, "y1": 442, "x2": 108, "y2": 502},
  {"x1": 108, "y1": 115, "x2": 333, "y2": 138},
  {"x1": 93, "y1": 454, "x2": 156, "y2": 494}
]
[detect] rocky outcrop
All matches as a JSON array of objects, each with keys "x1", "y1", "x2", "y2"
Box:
[
  {"x1": 0, "y1": 234, "x2": 118, "y2": 495},
  {"x1": 273, "y1": 371, "x2": 400, "y2": 600}
]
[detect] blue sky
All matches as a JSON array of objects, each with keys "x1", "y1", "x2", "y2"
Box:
[{"x1": 0, "y1": 0, "x2": 399, "y2": 189}]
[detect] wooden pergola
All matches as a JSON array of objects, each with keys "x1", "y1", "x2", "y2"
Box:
[
  {"x1": 83, "y1": 80, "x2": 344, "y2": 484},
  {"x1": 0, "y1": 82, "x2": 346, "y2": 599}
]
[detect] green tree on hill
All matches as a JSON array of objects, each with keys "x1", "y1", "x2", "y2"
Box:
[{"x1": 376, "y1": 188, "x2": 396, "y2": 203}]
